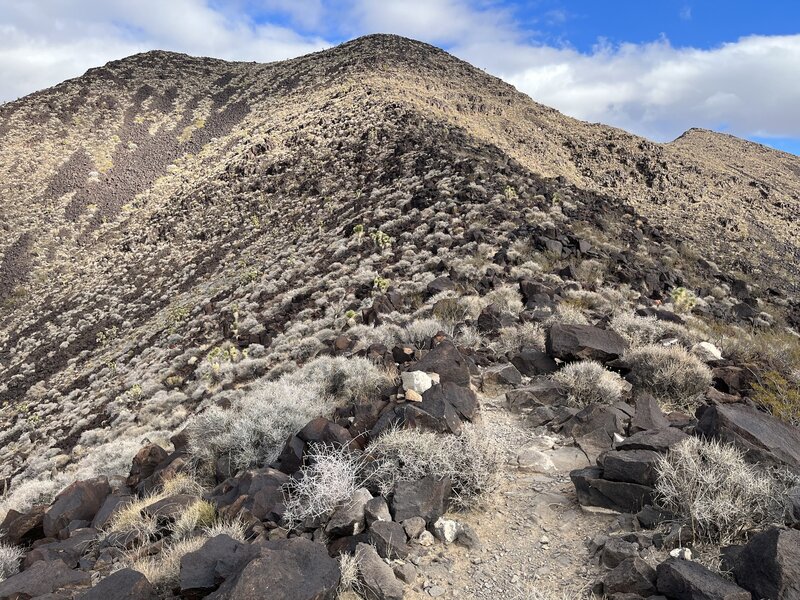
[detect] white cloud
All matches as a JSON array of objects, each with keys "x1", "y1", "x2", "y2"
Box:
[
  {"x1": 0, "y1": 0, "x2": 798, "y2": 146},
  {"x1": 461, "y1": 34, "x2": 800, "y2": 141}
]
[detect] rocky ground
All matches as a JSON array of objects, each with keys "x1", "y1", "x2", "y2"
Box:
[{"x1": 0, "y1": 34, "x2": 799, "y2": 600}]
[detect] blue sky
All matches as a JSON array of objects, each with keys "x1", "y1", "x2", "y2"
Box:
[{"x1": 1, "y1": 1, "x2": 799, "y2": 155}]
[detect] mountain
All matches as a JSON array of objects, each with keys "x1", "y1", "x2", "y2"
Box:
[{"x1": 0, "y1": 34, "x2": 798, "y2": 598}]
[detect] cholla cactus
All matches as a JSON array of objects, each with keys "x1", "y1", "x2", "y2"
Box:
[
  {"x1": 504, "y1": 185, "x2": 518, "y2": 201},
  {"x1": 352, "y1": 224, "x2": 364, "y2": 244},
  {"x1": 373, "y1": 276, "x2": 390, "y2": 293},
  {"x1": 670, "y1": 287, "x2": 697, "y2": 313},
  {"x1": 370, "y1": 229, "x2": 393, "y2": 250}
]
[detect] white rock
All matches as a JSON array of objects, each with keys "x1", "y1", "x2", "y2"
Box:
[
  {"x1": 516, "y1": 448, "x2": 556, "y2": 473},
  {"x1": 401, "y1": 370, "x2": 434, "y2": 394},
  {"x1": 404, "y1": 389, "x2": 423, "y2": 402},
  {"x1": 670, "y1": 547, "x2": 693, "y2": 560},
  {"x1": 417, "y1": 531, "x2": 435, "y2": 546},
  {"x1": 432, "y1": 517, "x2": 462, "y2": 543},
  {"x1": 692, "y1": 341, "x2": 723, "y2": 361}
]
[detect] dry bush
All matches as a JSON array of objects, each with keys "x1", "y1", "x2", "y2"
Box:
[
  {"x1": 752, "y1": 371, "x2": 800, "y2": 426},
  {"x1": 346, "y1": 323, "x2": 404, "y2": 349},
  {"x1": 708, "y1": 325, "x2": 800, "y2": 380},
  {"x1": 202, "y1": 517, "x2": 247, "y2": 542},
  {"x1": 186, "y1": 356, "x2": 392, "y2": 472},
  {"x1": 0, "y1": 541, "x2": 24, "y2": 582},
  {"x1": 337, "y1": 552, "x2": 363, "y2": 598},
  {"x1": 624, "y1": 345, "x2": 712, "y2": 410},
  {"x1": 401, "y1": 318, "x2": 452, "y2": 349},
  {"x1": 283, "y1": 444, "x2": 366, "y2": 527},
  {"x1": 132, "y1": 536, "x2": 205, "y2": 590},
  {"x1": 171, "y1": 499, "x2": 216, "y2": 540},
  {"x1": 610, "y1": 313, "x2": 694, "y2": 348},
  {"x1": 545, "y1": 304, "x2": 590, "y2": 326},
  {"x1": 483, "y1": 285, "x2": 524, "y2": 315},
  {"x1": 454, "y1": 325, "x2": 484, "y2": 350},
  {"x1": 656, "y1": 437, "x2": 789, "y2": 544},
  {"x1": 494, "y1": 322, "x2": 545, "y2": 355},
  {"x1": 552, "y1": 361, "x2": 626, "y2": 406},
  {"x1": 366, "y1": 424, "x2": 500, "y2": 509}
]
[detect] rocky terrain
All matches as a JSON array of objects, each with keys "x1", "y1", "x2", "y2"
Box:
[{"x1": 0, "y1": 34, "x2": 799, "y2": 599}]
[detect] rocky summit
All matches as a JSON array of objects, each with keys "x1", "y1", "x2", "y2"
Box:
[{"x1": 0, "y1": 34, "x2": 799, "y2": 599}]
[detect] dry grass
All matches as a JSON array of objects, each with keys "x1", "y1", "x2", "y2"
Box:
[
  {"x1": 655, "y1": 437, "x2": 789, "y2": 544},
  {"x1": 0, "y1": 541, "x2": 24, "y2": 582},
  {"x1": 132, "y1": 536, "x2": 206, "y2": 590},
  {"x1": 494, "y1": 322, "x2": 546, "y2": 355},
  {"x1": 624, "y1": 345, "x2": 712, "y2": 410},
  {"x1": 552, "y1": 360, "x2": 626, "y2": 406}
]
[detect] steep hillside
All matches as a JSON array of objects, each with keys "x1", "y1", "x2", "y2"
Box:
[{"x1": 0, "y1": 34, "x2": 798, "y2": 599}]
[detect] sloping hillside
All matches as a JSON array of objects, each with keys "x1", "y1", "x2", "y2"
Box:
[{"x1": 0, "y1": 34, "x2": 798, "y2": 599}]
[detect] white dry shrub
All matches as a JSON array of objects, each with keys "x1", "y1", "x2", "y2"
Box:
[
  {"x1": 494, "y1": 322, "x2": 546, "y2": 355},
  {"x1": 610, "y1": 313, "x2": 694, "y2": 348},
  {"x1": 624, "y1": 345, "x2": 712, "y2": 410},
  {"x1": 132, "y1": 536, "x2": 205, "y2": 590},
  {"x1": 202, "y1": 517, "x2": 247, "y2": 542},
  {"x1": 401, "y1": 318, "x2": 452, "y2": 349},
  {"x1": 337, "y1": 552, "x2": 363, "y2": 597},
  {"x1": 454, "y1": 325, "x2": 484, "y2": 350},
  {"x1": 366, "y1": 424, "x2": 500, "y2": 509},
  {"x1": 283, "y1": 444, "x2": 366, "y2": 527},
  {"x1": 545, "y1": 304, "x2": 590, "y2": 326},
  {"x1": 483, "y1": 285, "x2": 524, "y2": 315},
  {"x1": 346, "y1": 323, "x2": 404, "y2": 348},
  {"x1": 656, "y1": 437, "x2": 789, "y2": 544},
  {"x1": 0, "y1": 541, "x2": 24, "y2": 582},
  {"x1": 552, "y1": 361, "x2": 627, "y2": 406},
  {"x1": 186, "y1": 356, "x2": 392, "y2": 472}
]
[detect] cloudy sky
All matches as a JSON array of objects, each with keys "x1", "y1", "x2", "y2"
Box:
[{"x1": 1, "y1": 1, "x2": 799, "y2": 154}]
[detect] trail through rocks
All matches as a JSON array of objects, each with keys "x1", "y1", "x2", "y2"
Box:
[{"x1": 405, "y1": 392, "x2": 617, "y2": 599}]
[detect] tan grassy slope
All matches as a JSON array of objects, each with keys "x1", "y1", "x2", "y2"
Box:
[{"x1": 0, "y1": 34, "x2": 797, "y2": 302}]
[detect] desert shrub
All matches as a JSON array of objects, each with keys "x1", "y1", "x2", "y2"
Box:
[
  {"x1": 545, "y1": 304, "x2": 589, "y2": 326},
  {"x1": 574, "y1": 259, "x2": 605, "y2": 286},
  {"x1": 454, "y1": 325, "x2": 484, "y2": 350},
  {"x1": 552, "y1": 360, "x2": 627, "y2": 406},
  {"x1": 187, "y1": 356, "x2": 392, "y2": 473},
  {"x1": 283, "y1": 444, "x2": 366, "y2": 527},
  {"x1": 401, "y1": 318, "x2": 452, "y2": 349},
  {"x1": 708, "y1": 326, "x2": 800, "y2": 380},
  {"x1": 337, "y1": 552, "x2": 363, "y2": 597},
  {"x1": 670, "y1": 287, "x2": 697, "y2": 313},
  {"x1": 366, "y1": 424, "x2": 499, "y2": 509},
  {"x1": 752, "y1": 371, "x2": 800, "y2": 426},
  {"x1": 132, "y1": 536, "x2": 205, "y2": 590},
  {"x1": 656, "y1": 437, "x2": 789, "y2": 543},
  {"x1": 202, "y1": 517, "x2": 247, "y2": 542},
  {"x1": 610, "y1": 313, "x2": 694, "y2": 348},
  {"x1": 483, "y1": 285, "x2": 523, "y2": 315},
  {"x1": 0, "y1": 541, "x2": 23, "y2": 582},
  {"x1": 346, "y1": 323, "x2": 404, "y2": 348},
  {"x1": 494, "y1": 322, "x2": 546, "y2": 354},
  {"x1": 171, "y1": 500, "x2": 216, "y2": 540},
  {"x1": 624, "y1": 345, "x2": 712, "y2": 409}
]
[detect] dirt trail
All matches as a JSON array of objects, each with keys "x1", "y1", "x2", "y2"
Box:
[{"x1": 406, "y1": 392, "x2": 617, "y2": 599}]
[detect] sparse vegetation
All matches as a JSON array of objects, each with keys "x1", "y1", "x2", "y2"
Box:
[
  {"x1": 752, "y1": 370, "x2": 800, "y2": 425},
  {"x1": 0, "y1": 541, "x2": 23, "y2": 582},
  {"x1": 624, "y1": 344, "x2": 712, "y2": 409},
  {"x1": 656, "y1": 437, "x2": 791, "y2": 544},
  {"x1": 552, "y1": 360, "x2": 627, "y2": 406}
]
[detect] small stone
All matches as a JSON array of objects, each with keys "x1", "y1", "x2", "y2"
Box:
[
  {"x1": 670, "y1": 547, "x2": 692, "y2": 560},
  {"x1": 402, "y1": 517, "x2": 426, "y2": 540},
  {"x1": 428, "y1": 585, "x2": 446, "y2": 597},
  {"x1": 401, "y1": 371, "x2": 434, "y2": 394},
  {"x1": 405, "y1": 389, "x2": 423, "y2": 402},
  {"x1": 433, "y1": 517, "x2": 461, "y2": 544},
  {"x1": 417, "y1": 531, "x2": 435, "y2": 547}
]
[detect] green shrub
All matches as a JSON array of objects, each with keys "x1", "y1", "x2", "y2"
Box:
[{"x1": 752, "y1": 371, "x2": 800, "y2": 425}]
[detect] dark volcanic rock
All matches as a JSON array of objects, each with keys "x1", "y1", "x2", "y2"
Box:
[
  {"x1": 43, "y1": 477, "x2": 111, "y2": 538},
  {"x1": 657, "y1": 557, "x2": 750, "y2": 600},
  {"x1": 547, "y1": 323, "x2": 628, "y2": 362},
  {"x1": 630, "y1": 394, "x2": 670, "y2": 433},
  {"x1": 410, "y1": 340, "x2": 470, "y2": 386},
  {"x1": 733, "y1": 527, "x2": 800, "y2": 600},
  {"x1": 511, "y1": 349, "x2": 558, "y2": 376},
  {"x1": 616, "y1": 428, "x2": 689, "y2": 453},
  {"x1": 696, "y1": 403, "x2": 800, "y2": 470},
  {"x1": 180, "y1": 534, "x2": 260, "y2": 599},
  {"x1": 602, "y1": 557, "x2": 657, "y2": 596},
  {"x1": 391, "y1": 475, "x2": 450, "y2": 524},
  {"x1": 571, "y1": 466, "x2": 655, "y2": 513},
  {"x1": 0, "y1": 505, "x2": 46, "y2": 545},
  {"x1": 207, "y1": 537, "x2": 339, "y2": 600},
  {"x1": 602, "y1": 449, "x2": 661, "y2": 487},
  {"x1": 356, "y1": 542, "x2": 404, "y2": 600},
  {"x1": 77, "y1": 568, "x2": 156, "y2": 600},
  {"x1": 0, "y1": 558, "x2": 91, "y2": 598},
  {"x1": 368, "y1": 520, "x2": 411, "y2": 559}
]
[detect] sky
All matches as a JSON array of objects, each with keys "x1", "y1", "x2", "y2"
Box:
[{"x1": 1, "y1": 1, "x2": 799, "y2": 155}]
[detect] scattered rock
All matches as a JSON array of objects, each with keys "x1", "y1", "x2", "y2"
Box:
[
  {"x1": 326, "y1": 488, "x2": 372, "y2": 537},
  {"x1": 616, "y1": 429, "x2": 689, "y2": 453},
  {"x1": 369, "y1": 520, "x2": 411, "y2": 559},
  {"x1": 392, "y1": 476, "x2": 451, "y2": 524},
  {"x1": 601, "y1": 449, "x2": 661, "y2": 487},
  {"x1": 0, "y1": 559, "x2": 91, "y2": 598},
  {"x1": 547, "y1": 324, "x2": 628, "y2": 363},
  {"x1": 411, "y1": 340, "x2": 470, "y2": 387},
  {"x1": 432, "y1": 517, "x2": 461, "y2": 543},
  {"x1": 43, "y1": 477, "x2": 112, "y2": 538},
  {"x1": 733, "y1": 527, "x2": 800, "y2": 600},
  {"x1": 401, "y1": 371, "x2": 434, "y2": 394},
  {"x1": 364, "y1": 497, "x2": 392, "y2": 527},
  {"x1": 355, "y1": 542, "x2": 404, "y2": 600},
  {"x1": 602, "y1": 557, "x2": 657, "y2": 596},
  {"x1": 180, "y1": 534, "x2": 260, "y2": 599},
  {"x1": 77, "y1": 568, "x2": 156, "y2": 600},
  {"x1": 657, "y1": 557, "x2": 750, "y2": 600}
]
